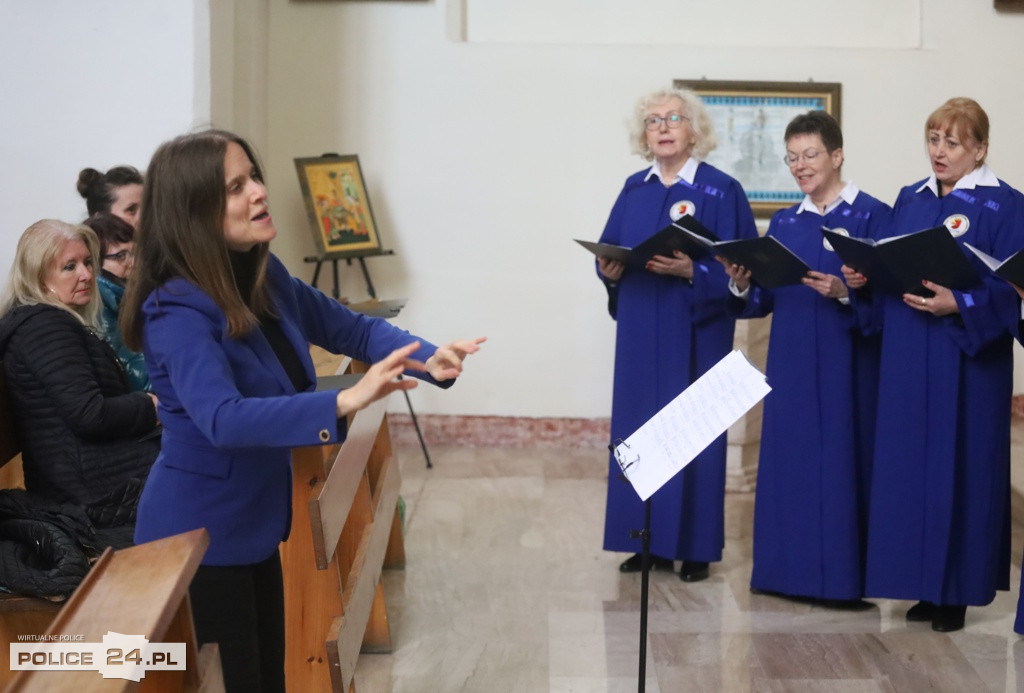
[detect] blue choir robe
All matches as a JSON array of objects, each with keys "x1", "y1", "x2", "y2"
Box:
[
  {"x1": 864, "y1": 169, "x2": 1024, "y2": 607},
  {"x1": 599, "y1": 160, "x2": 757, "y2": 561},
  {"x1": 736, "y1": 186, "x2": 890, "y2": 600},
  {"x1": 1003, "y1": 189, "x2": 1024, "y2": 633}
]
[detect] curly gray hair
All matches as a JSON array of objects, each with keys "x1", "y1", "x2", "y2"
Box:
[{"x1": 630, "y1": 87, "x2": 717, "y2": 161}]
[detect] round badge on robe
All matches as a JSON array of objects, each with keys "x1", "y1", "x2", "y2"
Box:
[
  {"x1": 943, "y1": 214, "x2": 970, "y2": 237},
  {"x1": 669, "y1": 200, "x2": 697, "y2": 221},
  {"x1": 823, "y1": 227, "x2": 849, "y2": 252}
]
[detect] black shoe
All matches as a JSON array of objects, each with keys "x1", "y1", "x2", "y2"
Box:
[
  {"x1": 679, "y1": 560, "x2": 710, "y2": 582},
  {"x1": 906, "y1": 601, "x2": 935, "y2": 622},
  {"x1": 932, "y1": 605, "x2": 967, "y2": 632},
  {"x1": 619, "y1": 553, "x2": 674, "y2": 573}
]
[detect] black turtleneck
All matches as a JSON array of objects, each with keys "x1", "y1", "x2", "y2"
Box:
[{"x1": 230, "y1": 251, "x2": 311, "y2": 392}]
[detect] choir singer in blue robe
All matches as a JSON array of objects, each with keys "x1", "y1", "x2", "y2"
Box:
[
  {"x1": 722, "y1": 111, "x2": 890, "y2": 604},
  {"x1": 1002, "y1": 277, "x2": 1024, "y2": 636},
  {"x1": 596, "y1": 88, "x2": 757, "y2": 582},
  {"x1": 858, "y1": 98, "x2": 1024, "y2": 632}
]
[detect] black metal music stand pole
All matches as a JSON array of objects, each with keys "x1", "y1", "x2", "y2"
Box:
[
  {"x1": 398, "y1": 384, "x2": 432, "y2": 469},
  {"x1": 630, "y1": 499, "x2": 652, "y2": 692},
  {"x1": 612, "y1": 440, "x2": 651, "y2": 693}
]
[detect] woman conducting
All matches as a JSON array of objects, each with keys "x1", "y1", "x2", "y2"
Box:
[
  {"x1": 596, "y1": 88, "x2": 757, "y2": 581},
  {"x1": 723, "y1": 111, "x2": 889, "y2": 603},
  {"x1": 82, "y1": 213, "x2": 150, "y2": 392},
  {"x1": 859, "y1": 97, "x2": 1023, "y2": 632},
  {"x1": 121, "y1": 129, "x2": 483, "y2": 691},
  {"x1": 0, "y1": 220, "x2": 159, "y2": 547}
]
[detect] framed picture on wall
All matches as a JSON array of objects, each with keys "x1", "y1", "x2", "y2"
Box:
[
  {"x1": 673, "y1": 79, "x2": 842, "y2": 218},
  {"x1": 294, "y1": 154, "x2": 384, "y2": 259}
]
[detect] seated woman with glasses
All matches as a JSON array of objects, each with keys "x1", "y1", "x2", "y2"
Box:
[
  {"x1": 594, "y1": 87, "x2": 757, "y2": 582},
  {"x1": 83, "y1": 213, "x2": 150, "y2": 392},
  {"x1": 0, "y1": 220, "x2": 160, "y2": 549},
  {"x1": 721, "y1": 111, "x2": 890, "y2": 606},
  {"x1": 77, "y1": 165, "x2": 144, "y2": 230}
]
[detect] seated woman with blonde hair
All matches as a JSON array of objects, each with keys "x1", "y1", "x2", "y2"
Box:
[{"x1": 0, "y1": 219, "x2": 159, "y2": 548}]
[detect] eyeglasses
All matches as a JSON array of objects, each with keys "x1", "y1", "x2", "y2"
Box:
[
  {"x1": 784, "y1": 149, "x2": 826, "y2": 166},
  {"x1": 102, "y1": 249, "x2": 134, "y2": 263},
  {"x1": 644, "y1": 112, "x2": 690, "y2": 131}
]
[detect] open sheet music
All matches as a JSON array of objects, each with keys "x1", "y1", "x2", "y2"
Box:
[{"x1": 614, "y1": 350, "x2": 771, "y2": 501}]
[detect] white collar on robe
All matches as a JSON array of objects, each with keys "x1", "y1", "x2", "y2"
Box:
[
  {"x1": 795, "y1": 181, "x2": 860, "y2": 216},
  {"x1": 915, "y1": 164, "x2": 999, "y2": 195},
  {"x1": 644, "y1": 156, "x2": 700, "y2": 186}
]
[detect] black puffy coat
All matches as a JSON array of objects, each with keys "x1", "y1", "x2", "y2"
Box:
[{"x1": 0, "y1": 304, "x2": 159, "y2": 508}]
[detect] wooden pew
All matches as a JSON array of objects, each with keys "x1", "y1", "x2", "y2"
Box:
[
  {"x1": 4, "y1": 528, "x2": 224, "y2": 692},
  {"x1": 281, "y1": 355, "x2": 406, "y2": 692},
  {"x1": 0, "y1": 366, "x2": 223, "y2": 691}
]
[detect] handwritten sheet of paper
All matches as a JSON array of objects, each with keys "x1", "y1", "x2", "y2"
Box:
[{"x1": 615, "y1": 350, "x2": 770, "y2": 501}]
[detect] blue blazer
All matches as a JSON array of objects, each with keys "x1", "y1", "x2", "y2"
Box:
[{"x1": 134, "y1": 255, "x2": 441, "y2": 565}]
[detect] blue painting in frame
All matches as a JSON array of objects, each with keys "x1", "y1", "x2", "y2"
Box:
[{"x1": 674, "y1": 79, "x2": 842, "y2": 218}]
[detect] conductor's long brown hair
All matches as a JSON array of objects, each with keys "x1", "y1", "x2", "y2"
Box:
[{"x1": 122, "y1": 130, "x2": 275, "y2": 352}]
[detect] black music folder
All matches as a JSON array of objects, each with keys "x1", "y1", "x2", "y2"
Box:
[
  {"x1": 682, "y1": 231, "x2": 811, "y2": 289},
  {"x1": 964, "y1": 243, "x2": 1024, "y2": 288},
  {"x1": 821, "y1": 226, "x2": 979, "y2": 297},
  {"x1": 575, "y1": 215, "x2": 721, "y2": 270}
]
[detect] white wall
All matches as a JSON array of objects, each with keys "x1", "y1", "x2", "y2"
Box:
[
  {"x1": 3, "y1": 0, "x2": 1024, "y2": 419},
  {"x1": 260, "y1": 0, "x2": 1024, "y2": 417},
  {"x1": 0, "y1": 0, "x2": 209, "y2": 281}
]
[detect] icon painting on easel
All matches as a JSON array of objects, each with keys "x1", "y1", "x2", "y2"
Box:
[{"x1": 295, "y1": 154, "x2": 385, "y2": 259}]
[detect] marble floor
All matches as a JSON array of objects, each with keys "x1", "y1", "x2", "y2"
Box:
[{"x1": 353, "y1": 440, "x2": 1024, "y2": 693}]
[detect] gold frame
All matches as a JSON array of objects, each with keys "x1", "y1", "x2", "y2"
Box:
[
  {"x1": 674, "y1": 79, "x2": 842, "y2": 218},
  {"x1": 294, "y1": 154, "x2": 384, "y2": 260}
]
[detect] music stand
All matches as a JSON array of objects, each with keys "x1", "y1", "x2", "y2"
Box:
[{"x1": 611, "y1": 350, "x2": 771, "y2": 692}]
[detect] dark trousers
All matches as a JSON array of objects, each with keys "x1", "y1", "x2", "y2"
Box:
[{"x1": 189, "y1": 550, "x2": 286, "y2": 693}]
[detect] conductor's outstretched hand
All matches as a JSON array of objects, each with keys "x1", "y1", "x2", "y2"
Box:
[
  {"x1": 336, "y1": 341, "x2": 424, "y2": 417},
  {"x1": 425, "y1": 337, "x2": 487, "y2": 382},
  {"x1": 335, "y1": 337, "x2": 486, "y2": 417}
]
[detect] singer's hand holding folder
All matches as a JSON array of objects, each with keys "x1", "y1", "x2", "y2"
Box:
[
  {"x1": 681, "y1": 230, "x2": 811, "y2": 289},
  {"x1": 575, "y1": 215, "x2": 720, "y2": 270},
  {"x1": 821, "y1": 225, "x2": 979, "y2": 296},
  {"x1": 963, "y1": 243, "x2": 1024, "y2": 289},
  {"x1": 615, "y1": 350, "x2": 770, "y2": 501}
]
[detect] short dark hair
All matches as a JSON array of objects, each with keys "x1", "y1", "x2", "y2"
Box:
[
  {"x1": 121, "y1": 130, "x2": 273, "y2": 352},
  {"x1": 784, "y1": 111, "x2": 843, "y2": 152},
  {"x1": 76, "y1": 166, "x2": 144, "y2": 216},
  {"x1": 82, "y1": 213, "x2": 135, "y2": 256}
]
